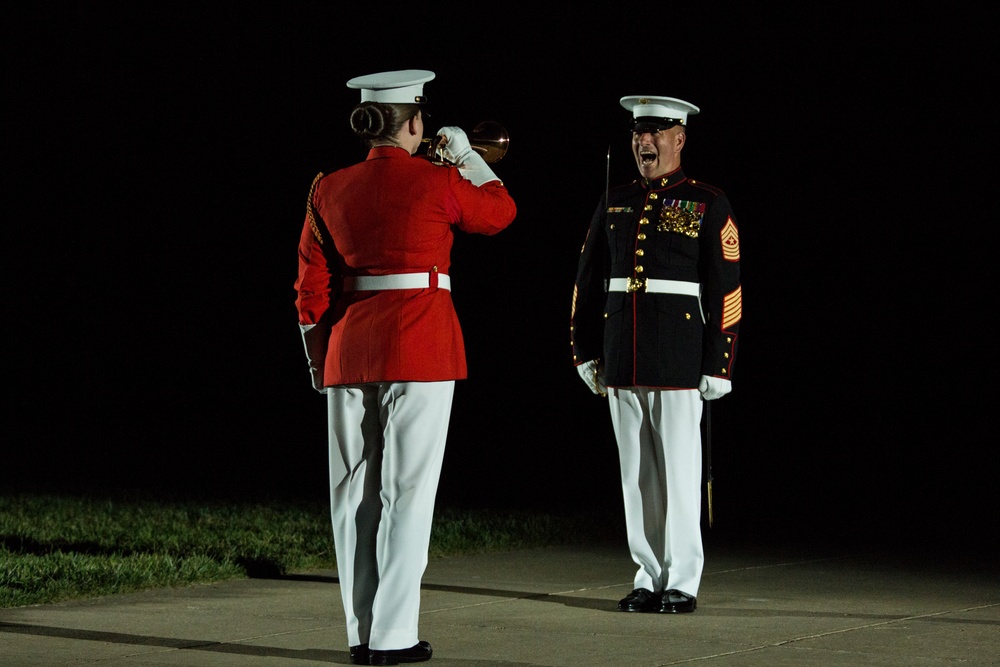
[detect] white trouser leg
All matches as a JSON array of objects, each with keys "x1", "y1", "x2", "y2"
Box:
[
  {"x1": 327, "y1": 381, "x2": 454, "y2": 650},
  {"x1": 609, "y1": 387, "x2": 664, "y2": 593},
  {"x1": 609, "y1": 387, "x2": 704, "y2": 597},
  {"x1": 328, "y1": 384, "x2": 382, "y2": 648}
]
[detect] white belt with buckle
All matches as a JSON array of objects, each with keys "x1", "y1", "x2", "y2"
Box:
[
  {"x1": 343, "y1": 273, "x2": 451, "y2": 292},
  {"x1": 608, "y1": 277, "x2": 700, "y2": 296}
]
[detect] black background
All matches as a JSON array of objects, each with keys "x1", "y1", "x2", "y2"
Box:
[{"x1": 4, "y1": 4, "x2": 996, "y2": 550}]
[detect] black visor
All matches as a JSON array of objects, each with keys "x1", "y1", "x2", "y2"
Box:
[{"x1": 632, "y1": 116, "x2": 683, "y2": 133}]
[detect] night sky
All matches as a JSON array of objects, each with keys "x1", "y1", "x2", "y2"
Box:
[{"x1": 4, "y1": 5, "x2": 995, "y2": 549}]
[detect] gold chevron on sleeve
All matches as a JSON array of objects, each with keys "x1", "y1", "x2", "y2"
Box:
[
  {"x1": 722, "y1": 285, "x2": 742, "y2": 329},
  {"x1": 720, "y1": 217, "x2": 740, "y2": 262}
]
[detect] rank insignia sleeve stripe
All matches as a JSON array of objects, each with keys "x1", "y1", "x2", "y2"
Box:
[
  {"x1": 722, "y1": 286, "x2": 742, "y2": 329},
  {"x1": 720, "y1": 217, "x2": 739, "y2": 262}
]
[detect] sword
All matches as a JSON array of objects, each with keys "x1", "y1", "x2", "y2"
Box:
[
  {"x1": 705, "y1": 400, "x2": 714, "y2": 528},
  {"x1": 603, "y1": 144, "x2": 612, "y2": 290},
  {"x1": 606, "y1": 144, "x2": 611, "y2": 200}
]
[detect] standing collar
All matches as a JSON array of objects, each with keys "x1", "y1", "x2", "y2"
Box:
[
  {"x1": 366, "y1": 145, "x2": 412, "y2": 160},
  {"x1": 641, "y1": 167, "x2": 686, "y2": 190}
]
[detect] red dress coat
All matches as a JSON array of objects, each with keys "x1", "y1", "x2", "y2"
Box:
[{"x1": 295, "y1": 146, "x2": 516, "y2": 385}]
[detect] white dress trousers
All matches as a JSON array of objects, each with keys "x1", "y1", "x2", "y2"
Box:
[
  {"x1": 326, "y1": 381, "x2": 455, "y2": 650},
  {"x1": 608, "y1": 387, "x2": 705, "y2": 598}
]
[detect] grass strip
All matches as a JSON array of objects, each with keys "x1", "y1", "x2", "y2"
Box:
[{"x1": 1, "y1": 493, "x2": 617, "y2": 608}]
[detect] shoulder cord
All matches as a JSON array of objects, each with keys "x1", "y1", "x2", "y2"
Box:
[{"x1": 306, "y1": 172, "x2": 325, "y2": 245}]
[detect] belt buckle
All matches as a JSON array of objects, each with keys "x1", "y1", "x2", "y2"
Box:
[{"x1": 627, "y1": 277, "x2": 646, "y2": 293}]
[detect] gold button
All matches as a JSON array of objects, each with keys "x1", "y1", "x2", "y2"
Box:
[
  {"x1": 604, "y1": 313, "x2": 608, "y2": 318},
  {"x1": 685, "y1": 313, "x2": 691, "y2": 320},
  {"x1": 636, "y1": 265, "x2": 644, "y2": 273},
  {"x1": 650, "y1": 193, "x2": 658, "y2": 199},
  {"x1": 610, "y1": 223, "x2": 616, "y2": 229},
  {"x1": 724, "y1": 352, "x2": 729, "y2": 358},
  {"x1": 639, "y1": 217, "x2": 648, "y2": 225},
  {"x1": 635, "y1": 249, "x2": 644, "y2": 256},
  {"x1": 721, "y1": 368, "x2": 728, "y2": 374},
  {"x1": 638, "y1": 233, "x2": 646, "y2": 240},
  {"x1": 644, "y1": 204, "x2": 652, "y2": 211}
]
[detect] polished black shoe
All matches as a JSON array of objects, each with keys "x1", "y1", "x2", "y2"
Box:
[
  {"x1": 658, "y1": 589, "x2": 697, "y2": 613},
  {"x1": 349, "y1": 643, "x2": 370, "y2": 665},
  {"x1": 368, "y1": 640, "x2": 432, "y2": 665},
  {"x1": 617, "y1": 587, "x2": 661, "y2": 612}
]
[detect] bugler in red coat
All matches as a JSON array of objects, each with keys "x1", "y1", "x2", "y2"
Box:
[{"x1": 295, "y1": 145, "x2": 516, "y2": 387}]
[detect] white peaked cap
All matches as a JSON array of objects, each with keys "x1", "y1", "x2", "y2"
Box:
[
  {"x1": 346, "y1": 69, "x2": 435, "y2": 104},
  {"x1": 620, "y1": 95, "x2": 700, "y2": 126}
]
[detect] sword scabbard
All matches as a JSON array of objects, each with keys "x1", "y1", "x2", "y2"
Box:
[{"x1": 707, "y1": 479, "x2": 714, "y2": 528}]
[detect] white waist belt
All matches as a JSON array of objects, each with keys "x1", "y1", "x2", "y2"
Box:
[
  {"x1": 344, "y1": 273, "x2": 451, "y2": 292},
  {"x1": 608, "y1": 277, "x2": 700, "y2": 296}
]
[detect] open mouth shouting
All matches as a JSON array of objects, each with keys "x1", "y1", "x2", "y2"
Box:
[
  {"x1": 633, "y1": 144, "x2": 662, "y2": 178},
  {"x1": 631, "y1": 127, "x2": 682, "y2": 179}
]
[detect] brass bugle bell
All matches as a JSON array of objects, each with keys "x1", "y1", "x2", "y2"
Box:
[{"x1": 423, "y1": 121, "x2": 509, "y2": 164}]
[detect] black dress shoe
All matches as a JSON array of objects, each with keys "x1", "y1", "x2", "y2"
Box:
[
  {"x1": 617, "y1": 588, "x2": 661, "y2": 612},
  {"x1": 658, "y1": 589, "x2": 697, "y2": 613},
  {"x1": 368, "y1": 640, "x2": 432, "y2": 665},
  {"x1": 349, "y1": 643, "x2": 369, "y2": 665}
]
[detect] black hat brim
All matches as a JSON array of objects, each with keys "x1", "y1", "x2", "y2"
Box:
[{"x1": 632, "y1": 117, "x2": 683, "y2": 133}]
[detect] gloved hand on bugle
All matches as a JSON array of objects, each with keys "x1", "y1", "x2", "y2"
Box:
[
  {"x1": 434, "y1": 126, "x2": 473, "y2": 165},
  {"x1": 435, "y1": 126, "x2": 500, "y2": 187}
]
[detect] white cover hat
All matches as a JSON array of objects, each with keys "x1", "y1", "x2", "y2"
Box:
[
  {"x1": 346, "y1": 69, "x2": 435, "y2": 104},
  {"x1": 620, "y1": 95, "x2": 700, "y2": 128}
]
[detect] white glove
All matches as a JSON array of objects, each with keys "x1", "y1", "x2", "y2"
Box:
[
  {"x1": 435, "y1": 126, "x2": 500, "y2": 186},
  {"x1": 576, "y1": 360, "x2": 607, "y2": 396},
  {"x1": 434, "y1": 126, "x2": 473, "y2": 164},
  {"x1": 698, "y1": 375, "x2": 731, "y2": 401},
  {"x1": 299, "y1": 323, "x2": 330, "y2": 394}
]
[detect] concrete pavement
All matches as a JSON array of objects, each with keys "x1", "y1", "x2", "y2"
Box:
[{"x1": 1, "y1": 536, "x2": 997, "y2": 666}]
